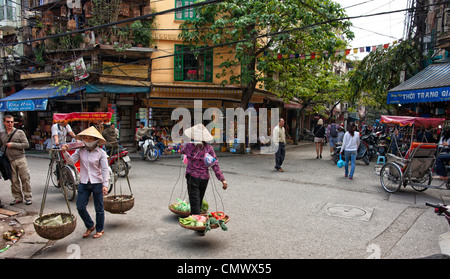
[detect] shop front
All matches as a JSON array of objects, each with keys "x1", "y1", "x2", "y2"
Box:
[
  {"x1": 387, "y1": 62, "x2": 450, "y2": 122},
  {"x1": 0, "y1": 84, "x2": 85, "y2": 149}
]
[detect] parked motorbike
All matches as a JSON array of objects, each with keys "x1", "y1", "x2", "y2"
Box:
[
  {"x1": 360, "y1": 132, "x2": 378, "y2": 160},
  {"x1": 332, "y1": 141, "x2": 370, "y2": 165},
  {"x1": 108, "y1": 147, "x2": 131, "y2": 177},
  {"x1": 376, "y1": 132, "x2": 390, "y2": 157},
  {"x1": 139, "y1": 136, "x2": 159, "y2": 161}
]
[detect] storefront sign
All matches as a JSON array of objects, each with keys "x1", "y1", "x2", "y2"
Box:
[
  {"x1": 0, "y1": 99, "x2": 48, "y2": 111},
  {"x1": 387, "y1": 86, "x2": 450, "y2": 104}
]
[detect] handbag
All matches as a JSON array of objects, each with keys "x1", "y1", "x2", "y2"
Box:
[
  {"x1": 337, "y1": 153, "x2": 345, "y2": 168},
  {"x1": 0, "y1": 129, "x2": 18, "y2": 181}
]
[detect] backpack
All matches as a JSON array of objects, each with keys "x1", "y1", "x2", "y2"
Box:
[{"x1": 330, "y1": 124, "x2": 337, "y2": 137}]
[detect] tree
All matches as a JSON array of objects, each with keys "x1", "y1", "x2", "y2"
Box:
[
  {"x1": 347, "y1": 40, "x2": 424, "y2": 114},
  {"x1": 179, "y1": 0, "x2": 353, "y2": 108}
]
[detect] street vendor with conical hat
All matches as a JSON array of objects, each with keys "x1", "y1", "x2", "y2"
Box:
[
  {"x1": 61, "y1": 126, "x2": 110, "y2": 239},
  {"x1": 181, "y1": 124, "x2": 227, "y2": 235}
]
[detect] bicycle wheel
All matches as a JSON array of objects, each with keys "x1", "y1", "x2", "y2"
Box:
[
  {"x1": 60, "y1": 165, "x2": 78, "y2": 201},
  {"x1": 411, "y1": 173, "x2": 430, "y2": 192},
  {"x1": 107, "y1": 167, "x2": 118, "y2": 194},
  {"x1": 50, "y1": 161, "x2": 60, "y2": 188},
  {"x1": 146, "y1": 147, "x2": 159, "y2": 161},
  {"x1": 380, "y1": 162, "x2": 402, "y2": 193}
]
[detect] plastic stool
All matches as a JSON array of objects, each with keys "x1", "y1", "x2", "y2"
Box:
[{"x1": 377, "y1": 156, "x2": 386, "y2": 165}]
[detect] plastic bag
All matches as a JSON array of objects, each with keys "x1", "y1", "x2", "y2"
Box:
[
  {"x1": 204, "y1": 153, "x2": 216, "y2": 167},
  {"x1": 337, "y1": 154, "x2": 345, "y2": 168}
]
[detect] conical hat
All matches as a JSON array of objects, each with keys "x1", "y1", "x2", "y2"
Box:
[
  {"x1": 184, "y1": 123, "x2": 213, "y2": 142},
  {"x1": 76, "y1": 126, "x2": 107, "y2": 144}
]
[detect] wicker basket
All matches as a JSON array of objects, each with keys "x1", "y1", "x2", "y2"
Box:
[
  {"x1": 104, "y1": 195, "x2": 134, "y2": 214},
  {"x1": 179, "y1": 215, "x2": 230, "y2": 231},
  {"x1": 33, "y1": 213, "x2": 77, "y2": 240},
  {"x1": 168, "y1": 204, "x2": 206, "y2": 217}
]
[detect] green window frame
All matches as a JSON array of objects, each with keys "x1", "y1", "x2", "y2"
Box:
[
  {"x1": 174, "y1": 44, "x2": 213, "y2": 82},
  {"x1": 175, "y1": 0, "x2": 196, "y2": 20}
]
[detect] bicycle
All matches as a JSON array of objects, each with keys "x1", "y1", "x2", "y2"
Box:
[{"x1": 48, "y1": 149, "x2": 79, "y2": 201}]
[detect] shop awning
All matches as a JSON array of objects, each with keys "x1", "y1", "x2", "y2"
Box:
[
  {"x1": 0, "y1": 85, "x2": 85, "y2": 111},
  {"x1": 387, "y1": 63, "x2": 450, "y2": 104},
  {"x1": 86, "y1": 84, "x2": 150, "y2": 94}
]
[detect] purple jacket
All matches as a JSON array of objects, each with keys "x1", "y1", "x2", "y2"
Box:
[{"x1": 181, "y1": 143, "x2": 225, "y2": 181}]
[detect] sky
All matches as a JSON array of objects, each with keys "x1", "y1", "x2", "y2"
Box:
[{"x1": 334, "y1": 0, "x2": 410, "y2": 60}]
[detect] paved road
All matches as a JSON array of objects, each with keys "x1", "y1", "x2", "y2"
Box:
[{"x1": 1, "y1": 143, "x2": 449, "y2": 259}]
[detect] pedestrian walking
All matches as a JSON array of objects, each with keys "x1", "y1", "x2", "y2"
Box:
[
  {"x1": 313, "y1": 119, "x2": 326, "y2": 159},
  {"x1": 327, "y1": 119, "x2": 339, "y2": 158},
  {"x1": 340, "y1": 122, "x2": 360, "y2": 179},
  {"x1": 0, "y1": 115, "x2": 32, "y2": 205},
  {"x1": 61, "y1": 126, "x2": 110, "y2": 239},
  {"x1": 273, "y1": 118, "x2": 286, "y2": 172},
  {"x1": 181, "y1": 123, "x2": 227, "y2": 236}
]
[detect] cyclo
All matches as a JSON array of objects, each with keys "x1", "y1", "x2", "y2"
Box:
[
  {"x1": 377, "y1": 115, "x2": 449, "y2": 193},
  {"x1": 48, "y1": 112, "x2": 117, "y2": 201}
]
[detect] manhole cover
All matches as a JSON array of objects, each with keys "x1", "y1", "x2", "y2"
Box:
[{"x1": 319, "y1": 203, "x2": 374, "y2": 221}]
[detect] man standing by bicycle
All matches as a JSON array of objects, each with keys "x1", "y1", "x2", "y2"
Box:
[
  {"x1": 0, "y1": 115, "x2": 32, "y2": 205},
  {"x1": 51, "y1": 120, "x2": 77, "y2": 148}
]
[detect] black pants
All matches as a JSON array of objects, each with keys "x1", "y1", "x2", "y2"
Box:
[
  {"x1": 186, "y1": 174, "x2": 209, "y2": 214},
  {"x1": 275, "y1": 143, "x2": 286, "y2": 170}
]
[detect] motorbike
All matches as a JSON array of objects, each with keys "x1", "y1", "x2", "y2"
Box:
[
  {"x1": 139, "y1": 136, "x2": 159, "y2": 161},
  {"x1": 108, "y1": 147, "x2": 131, "y2": 177},
  {"x1": 332, "y1": 140, "x2": 370, "y2": 165},
  {"x1": 360, "y1": 132, "x2": 378, "y2": 160},
  {"x1": 376, "y1": 132, "x2": 390, "y2": 157}
]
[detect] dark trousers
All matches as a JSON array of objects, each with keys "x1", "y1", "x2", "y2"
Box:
[
  {"x1": 186, "y1": 174, "x2": 209, "y2": 214},
  {"x1": 77, "y1": 182, "x2": 104, "y2": 232},
  {"x1": 275, "y1": 143, "x2": 286, "y2": 170},
  {"x1": 436, "y1": 153, "x2": 450, "y2": 177}
]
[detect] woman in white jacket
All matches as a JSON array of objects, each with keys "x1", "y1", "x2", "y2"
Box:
[{"x1": 340, "y1": 123, "x2": 360, "y2": 179}]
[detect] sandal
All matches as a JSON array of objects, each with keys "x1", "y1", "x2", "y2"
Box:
[
  {"x1": 93, "y1": 231, "x2": 105, "y2": 239},
  {"x1": 83, "y1": 226, "x2": 95, "y2": 238}
]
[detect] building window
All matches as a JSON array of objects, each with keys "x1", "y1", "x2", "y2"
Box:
[
  {"x1": 174, "y1": 44, "x2": 213, "y2": 82},
  {"x1": 175, "y1": 0, "x2": 196, "y2": 20}
]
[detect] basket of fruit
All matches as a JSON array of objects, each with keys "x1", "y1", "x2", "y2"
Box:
[{"x1": 33, "y1": 212, "x2": 77, "y2": 240}]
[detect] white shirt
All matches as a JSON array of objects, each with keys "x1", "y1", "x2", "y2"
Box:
[
  {"x1": 341, "y1": 131, "x2": 360, "y2": 152},
  {"x1": 273, "y1": 125, "x2": 286, "y2": 144},
  {"x1": 51, "y1": 123, "x2": 73, "y2": 146},
  {"x1": 64, "y1": 147, "x2": 110, "y2": 187}
]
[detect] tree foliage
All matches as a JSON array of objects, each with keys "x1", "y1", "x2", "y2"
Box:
[
  {"x1": 179, "y1": 0, "x2": 353, "y2": 108},
  {"x1": 347, "y1": 40, "x2": 424, "y2": 112}
]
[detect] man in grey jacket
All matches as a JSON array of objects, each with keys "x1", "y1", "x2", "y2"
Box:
[{"x1": 0, "y1": 115, "x2": 31, "y2": 205}]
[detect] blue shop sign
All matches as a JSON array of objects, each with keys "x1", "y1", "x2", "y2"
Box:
[
  {"x1": 387, "y1": 86, "x2": 450, "y2": 104},
  {"x1": 0, "y1": 99, "x2": 48, "y2": 111}
]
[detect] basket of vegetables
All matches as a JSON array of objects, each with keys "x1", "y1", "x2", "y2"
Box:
[
  {"x1": 179, "y1": 212, "x2": 229, "y2": 233},
  {"x1": 33, "y1": 212, "x2": 77, "y2": 240},
  {"x1": 169, "y1": 199, "x2": 208, "y2": 217},
  {"x1": 104, "y1": 195, "x2": 134, "y2": 214}
]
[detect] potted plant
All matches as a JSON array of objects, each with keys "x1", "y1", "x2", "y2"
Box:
[{"x1": 130, "y1": 20, "x2": 152, "y2": 47}]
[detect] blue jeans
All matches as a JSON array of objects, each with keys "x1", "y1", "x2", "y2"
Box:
[
  {"x1": 344, "y1": 150, "x2": 357, "y2": 178},
  {"x1": 77, "y1": 182, "x2": 105, "y2": 232},
  {"x1": 436, "y1": 153, "x2": 450, "y2": 177}
]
